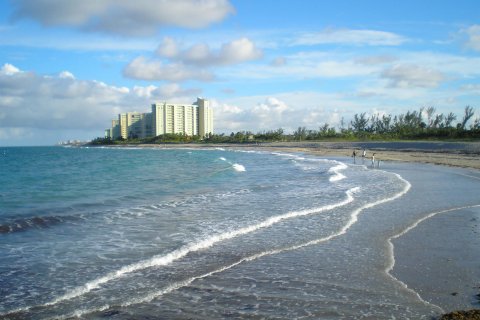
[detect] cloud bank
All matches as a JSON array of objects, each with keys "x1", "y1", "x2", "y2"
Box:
[
  {"x1": 124, "y1": 37, "x2": 263, "y2": 81},
  {"x1": 0, "y1": 63, "x2": 199, "y2": 144},
  {"x1": 10, "y1": 0, "x2": 235, "y2": 36}
]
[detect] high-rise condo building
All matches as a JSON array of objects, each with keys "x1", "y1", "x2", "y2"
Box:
[
  {"x1": 105, "y1": 98, "x2": 213, "y2": 140},
  {"x1": 197, "y1": 98, "x2": 214, "y2": 138}
]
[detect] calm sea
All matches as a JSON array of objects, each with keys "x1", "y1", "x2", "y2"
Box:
[{"x1": 0, "y1": 146, "x2": 447, "y2": 319}]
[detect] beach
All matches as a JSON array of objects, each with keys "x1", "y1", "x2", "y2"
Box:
[
  {"x1": 252, "y1": 141, "x2": 480, "y2": 316},
  {"x1": 244, "y1": 141, "x2": 480, "y2": 315},
  {"x1": 137, "y1": 140, "x2": 480, "y2": 316},
  {"x1": 1, "y1": 143, "x2": 479, "y2": 319}
]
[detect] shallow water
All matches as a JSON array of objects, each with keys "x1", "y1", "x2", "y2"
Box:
[{"x1": 0, "y1": 146, "x2": 477, "y2": 319}]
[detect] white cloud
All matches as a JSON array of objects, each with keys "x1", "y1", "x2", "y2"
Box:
[
  {"x1": 215, "y1": 87, "x2": 473, "y2": 134},
  {"x1": 213, "y1": 95, "x2": 352, "y2": 133},
  {"x1": 58, "y1": 71, "x2": 75, "y2": 79},
  {"x1": 218, "y1": 38, "x2": 263, "y2": 64},
  {"x1": 211, "y1": 97, "x2": 289, "y2": 132},
  {"x1": 293, "y1": 29, "x2": 408, "y2": 46},
  {"x1": 123, "y1": 56, "x2": 214, "y2": 82},
  {"x1": 11, "y1": 0, "x2": 235, "y2": 36},
  {"x1": 126, "y1": 37, "x2": 262, "y2": 82},
  {"x1": 463, "y1": 24, "x2": 480, "y2": 51},
  {"x1": 1, "y1": 63, "x2": 21, "y2": 75},
  {"x1": 133, "y1": 83, "x2": 200, "y2": 99},
  {"x1": 251, "y1": 97, "x2": 289, "y2": 127},
  {"x1": 156, "y1": 37, "x2": 179, "y2": 58},
  {"x1": 0, "y1": 66, "x2": 130, "y2": 130},
  {"x1": 156, "y1": 37, "x2": 262, "y2": 66},
  {"x1": 381, "y1": 64, "x2": 445, "y2": 88},
  {"x1": 0, "y1": 63, "x2": 200, "y2": 144}
]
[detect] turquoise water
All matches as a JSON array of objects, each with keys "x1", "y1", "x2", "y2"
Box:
[{"x1": 1, "y1": 146, "x2": 476, "y2": 319}]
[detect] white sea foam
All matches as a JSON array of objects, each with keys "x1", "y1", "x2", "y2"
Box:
[
  {"x1": 385, "y1": 203, "x2": 480, "y2": 313},
  {"x1": 232, "y1": 163, "x2": 246, "y2": 172},
  {"x1": 64, "y1": 250, "x2": 281, "y2": 318},
  {"x1": 217, "y1": 156, "x2": 244, "y2": 172},
  {"x1": 72, "y1": 173, "x2": 414, "y2": 315},
  {"x1": 328, "y1": 161, "x2": 348, "y2": 182},
  {"x1": 37, "y1": 187, "x2": 359, "y2": 309}
]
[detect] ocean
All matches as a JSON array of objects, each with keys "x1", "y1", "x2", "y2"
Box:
[{"x1": 0, "y1": 146, "x2": 476, "y2": 319}]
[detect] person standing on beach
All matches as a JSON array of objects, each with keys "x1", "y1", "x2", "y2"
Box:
[
  {"x1": 362, "y1": 149, "x2": 366, "y2": 158},
  {"x1": 352, "y1": 150, "x2": 357, "y2": 163},
  {"x1": 371, "y1": 153, "x2": 376, "y2": 168}
]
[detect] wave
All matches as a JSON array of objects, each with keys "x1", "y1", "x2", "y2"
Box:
[
  {"x1": 217, "y1": 156, "x2": 245, "y2": 172},
  {"x1": 270, "y1": 152, "x2": 348, "y2": 180},
  {"x1": 0, "y1": 215, "x2": 82, "y2": 234},
  {"x1": 24, "y1": 187, "x2": 359, "y2": 311},
  {"x1": 232, "y1": 163, "x2": 246, "y2": 172},
  {"x1": 67, "y1": 173, "x2": 412, "y2": 318},
  {"x1": 328, "y1": 162, "x2": 348, "y2": 182},
  {"x1": 1, "y1": 188, "x2": 252, "y2": 236}
]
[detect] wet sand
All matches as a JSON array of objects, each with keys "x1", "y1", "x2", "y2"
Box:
[{"x1": 392, "y1": 205, "x2": 480, "y2": 313}]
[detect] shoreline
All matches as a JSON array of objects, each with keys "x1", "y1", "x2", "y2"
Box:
[{"x1": 113, "y1": 141, "x2": 480, "y2": 170}]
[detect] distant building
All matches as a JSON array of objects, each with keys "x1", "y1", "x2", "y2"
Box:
[
  {"x1": 197, "y1": 98, "x2": 214, "y2": 138},
  {"x1": 105, "y1": 98, "x2": 213, "y2": 140}
]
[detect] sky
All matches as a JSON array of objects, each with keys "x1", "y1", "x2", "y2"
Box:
[{"x1": 1, "y1": 0, "x2": 480, "y2": 146}]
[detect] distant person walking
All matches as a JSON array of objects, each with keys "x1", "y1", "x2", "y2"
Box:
[
  {"x1": 352, "y1": 150, "x2": 357, "y2": 163},
  {"x1": 371, "y1": 153, "x2": 376, "y2": 168},
  {"x1": 362, "y1": 149, "x2": 366, "y2": 158}
]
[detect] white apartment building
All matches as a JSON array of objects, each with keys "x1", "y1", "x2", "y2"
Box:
[
  {"x1": 118, "y1": 112, "x2": 153, "y2": 139},
  {"x1": 152, "y1": 103, "x2": 198, "y2": 136},
  {"x1": 105, "y1": 98, "x2": 213, "y2": 140},
  {"x1": 197, "y1": 98, "x2": 213, "y2": 138}
]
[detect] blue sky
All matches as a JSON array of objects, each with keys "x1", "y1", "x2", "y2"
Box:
[{"x1": 1, "y1": 0, "x2": 479, "y2": 146}]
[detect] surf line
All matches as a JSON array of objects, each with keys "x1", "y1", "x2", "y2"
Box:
[
  {"x1": 268, "y1": 151, "x2": 348, "y2": 182},
  {"x1": 219, "y1": 157, "x2": 246, "y2": 172},
  {"x1": 328, "y1": 161, "x2": 348, "y2": 182},
  {"x1": 32, "y1": 187, "x2": 360, "y2": 310},
  {"x1": 385, "y1": 203, "x2": 480, "y2": 314},
  {"x1": 69, "y1": 173, "x2": 412, "y2": 316}
]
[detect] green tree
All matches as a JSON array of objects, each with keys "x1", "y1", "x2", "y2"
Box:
[
  {"x1": 351, "y1": 113, "x2": 368, "y2": 133},
  {"x1": 293, "y1": 127, "x2": 307, "y2": 141},
  {"x1": 460, "y1": 105, "x2": 475, "y2": 130}
]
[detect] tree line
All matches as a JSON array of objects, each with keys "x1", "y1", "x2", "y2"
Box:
[{"x1": 91, "y1": 106, "x2": 479, "y2": 145}]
